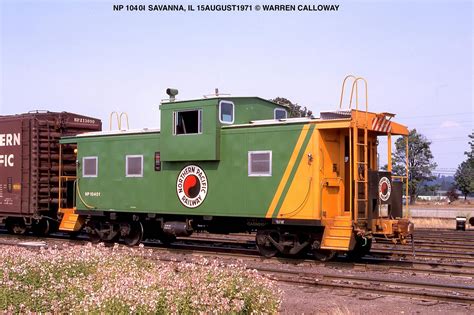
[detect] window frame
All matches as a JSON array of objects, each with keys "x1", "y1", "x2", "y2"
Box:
[
  {"x1": 219, "y1": 100, "x2": 235, "y2": 124},
  {"x1": 248, "y1": 150, "x2": 272, "y2": 177},
  {"x1": 274, "y1": 108, "x2": 288, "y2": 120},
  {"x1": 173, "y1": 109, "x2": 203, "y2": 135},
  {"x1": 125, "y1": 154, "x2": 144, "y2": 178},
  {"x1": 82, "y1": 156, "x2": 98, "y2": 178}
]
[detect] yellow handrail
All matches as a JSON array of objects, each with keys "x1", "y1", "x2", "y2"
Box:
[
  {"x1": 109, "y1": 111, "x2": 130, "y2": 131},
  {"x1": 349, "y1": 77, "x2": 369, "y2": 122},
  {"x1": 58, "y1": 144, "x2": 63, "y2": 211},
  {"x1": 76, "y1": 178, "x2": 95, "y2": 209},
  {"x1": 109, "y1": 111, "x2": 120, "y2": 130},
  {"x1": 119, "y1": 112, "x2": 130, "y2": 130},
  {"x1": 349, "y1": 126, "x2": 352, "y2": 217},
  {"x1": 339, "y1": 75, "x2": 357, "y2": 110}
]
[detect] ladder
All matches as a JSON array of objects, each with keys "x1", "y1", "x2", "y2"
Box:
[
  {"x1": 20, "y1": 118, "x2": 32, "y2": 216},
  {"x1": 339, "y1": 75, "x2": 369, "y2": 223},
  {"x1": 353, "y1": 119, "x2": 368, "y2": 222}
]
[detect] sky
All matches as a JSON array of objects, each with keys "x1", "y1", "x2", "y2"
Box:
[{"x1": 0, "y1": 0, "x2": 472, "y2": 173}]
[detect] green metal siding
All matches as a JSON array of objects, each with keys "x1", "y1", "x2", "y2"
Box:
[
  {"x1": 220, "y1": 97, "x2": 286, "y2": 125},
  {"x1": 76, "y1": 133, "x2": 162, "y2": 212},
  {"x1": 75, "y1": 124, "x2": 303, "y2": 218},
  {"x1": 158, "y1": 97, "x2": 287, "y2": 162},
  {"x1": 160, "y1": 99, "x2": 219, "y2": 161}
]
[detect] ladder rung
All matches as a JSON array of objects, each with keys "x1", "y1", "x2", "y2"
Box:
[
  {"x1": 357, "y1": 199, "x2": 368, "y2": 202},
  {"x1": 356, "y1": 180, "x2": 368, "y2": 183},
  {"x1": 356, "y1": 143, "x2": 368, "y2": 146},
  {"x1": 356, "y1": 162, "x2": 367, "y2": 164}
]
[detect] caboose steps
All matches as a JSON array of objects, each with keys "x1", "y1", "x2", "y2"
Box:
[
  {"x1": 332, "y1": 216, "x2": 352, "y2": 227},
  {"x1": 321, "y1": 216, "x2": 353, "y2": 250},
  {"x1": 324, "y1": 226, "x2": 353, "y2": 237},
  {"x1": 59, "y1": 208, "x2": 83, "y2": 232}
]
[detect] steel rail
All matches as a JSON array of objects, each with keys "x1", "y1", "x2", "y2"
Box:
[
  {"x1": 4, "y1": 231, "x2": 473, "y2": 275},
  {"x1": 272, "y1": 274, "x2": 474, "y2": 305}
]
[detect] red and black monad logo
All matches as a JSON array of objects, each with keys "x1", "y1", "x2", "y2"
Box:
[
  {"x1": 378, "y1": 176, "x2": 392, "y2": 202},
  {"x1": 177, "y1": 165, "x2": 208, "y2": 208}
]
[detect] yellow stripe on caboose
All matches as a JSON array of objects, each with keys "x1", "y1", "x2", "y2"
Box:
[
  {"x1": 265, "y1": 124, "x2": 310, "y2": 218},
  {"x1": 276, "y1": 131, "x2": 315, "y2": 219}
]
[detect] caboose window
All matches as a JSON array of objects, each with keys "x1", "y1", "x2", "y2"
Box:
[
  {"x1": 83, "y1": 157, "x2": 98, "y2": 178},
  {"x1": 174, "y1": 109, "x2": 202, "y2": 135},
  {"x1": 248, "y1": 151, "x2": 272, "y2": 176},
  {"x1": 219, "y1": 101, "x2": 234, "y2": 124},
  {"x1": 274, "y1": 108, "x2": 287, "y2": 120},
  {"x1": 126, "y1": 155, "x2": 143, "y2": 177}
]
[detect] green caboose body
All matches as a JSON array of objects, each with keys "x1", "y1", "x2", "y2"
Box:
[
  {"x1": 61, "y1": 97, "x2": 297, "y2": 219},
  {"x1": 59, "y1": 77, "x2": 413, "y2": 260}
]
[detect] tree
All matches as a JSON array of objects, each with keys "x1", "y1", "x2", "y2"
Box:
[
  {"x1": 391, "y1": 129, "x2": 437, "y2": 204},
  {"x1": 454, "y1": 160, "x2": 473, "y2": 200},
  {"x1": 465, "y1": 132, "x2": 474, "y2": 159},
  {"x1": 454, "y1": 132, "x2": 474, "y2": 200},
  {"x1": 446, "y1": 185, "x2": 459, "y2": 202},
  {"x1": 271, "y1": 97, "x2": 312, "y2": 118}
]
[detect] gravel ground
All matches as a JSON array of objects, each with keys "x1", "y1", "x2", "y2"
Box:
[{"x1": 279, "y1": 282, "x2": 474, "y2": 314}]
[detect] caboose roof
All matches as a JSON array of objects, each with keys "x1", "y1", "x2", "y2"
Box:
[
  {"x1": 224, "y1": 109, "x2": 409, "y2": 136},
  {"x1": 160, "y1": 96, "x2": 288, "y2": 108},
  {"x1": 60, "y1": 128, "x2": 160, "y2": 143}
]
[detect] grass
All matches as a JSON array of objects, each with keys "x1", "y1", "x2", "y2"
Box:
[{"x1": 0, "y1": 243, "x2": 281, "y2": 314}]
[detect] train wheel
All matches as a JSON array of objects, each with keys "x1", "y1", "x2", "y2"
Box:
[
  {"x1": 124, "y1": 222, "x2": 144, "y2": 246},
  {"x1": 6, "y1": 218, "x2": 27, "y2": 235},
  {"x1": 256, "y1": 229, "x2": 279, "y2": 258},
  {"x1": 32, "y1": 218, "x2": 50, "y2": 236},
  {"x1": 103, "y1": 233, "x2": 120, "y2": 247},
  {"x1": 311, "y1": 240, "x2": 336, "y2": 261},
  {"x1": 88, "y1": 231, "x2": 101, "y2": 243}
]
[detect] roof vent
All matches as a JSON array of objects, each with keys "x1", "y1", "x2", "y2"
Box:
[
  {"x1": 320, "y1": 110, "x2": 352, "y2": 120},
  {"x1": 203, "y1": 88, "x2": 230, "y2": 98}
]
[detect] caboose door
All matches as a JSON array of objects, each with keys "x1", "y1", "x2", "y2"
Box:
[{"x1": 319, "y1": 130, "x2": 344, "y2": 219}]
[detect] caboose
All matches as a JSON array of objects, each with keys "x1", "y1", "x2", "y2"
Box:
[{"x1": 58, "y1": 76, "x2": 413, "y2": 260}]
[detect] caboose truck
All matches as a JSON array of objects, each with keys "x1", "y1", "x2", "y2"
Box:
[{"x1": 58, "y1": 76, "x2": 413, "y2": 260}]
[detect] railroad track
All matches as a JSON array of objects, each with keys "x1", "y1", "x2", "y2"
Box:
[
  {"x1": 375, "y1": 238, "x2": 474, "y2": 251},
  {"x1": 0, "y1": 234, "x2": 474, "y2": 277},
  {"x1": 1, "y1": 232, "x2": 473, "y2": 305},
  {"x1": 2, "y1": 228, "x2": 474, "y2": 266},
  {"x1": 147, "y1": 251, "x2": 474, "y2": 305},
  {"x1": 264, "y1": 268, "x2": 474, "y2": 304},
  {"x1": 414, "y1": 230, "x2": 474, "y2": 242},
  {"x1": 371, "y1": 246, "x2": 474, "y2": 263},
  {"x1": 2, "y1": 231, "x2": 474, "y2": 277},
  {"x1": 178, "y1": 234, "x2": 474, "y2": 263}
]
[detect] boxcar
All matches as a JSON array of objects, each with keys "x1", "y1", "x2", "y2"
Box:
[{"x1": 0, "y1": 111, "x2": 101, "y2": 234}]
